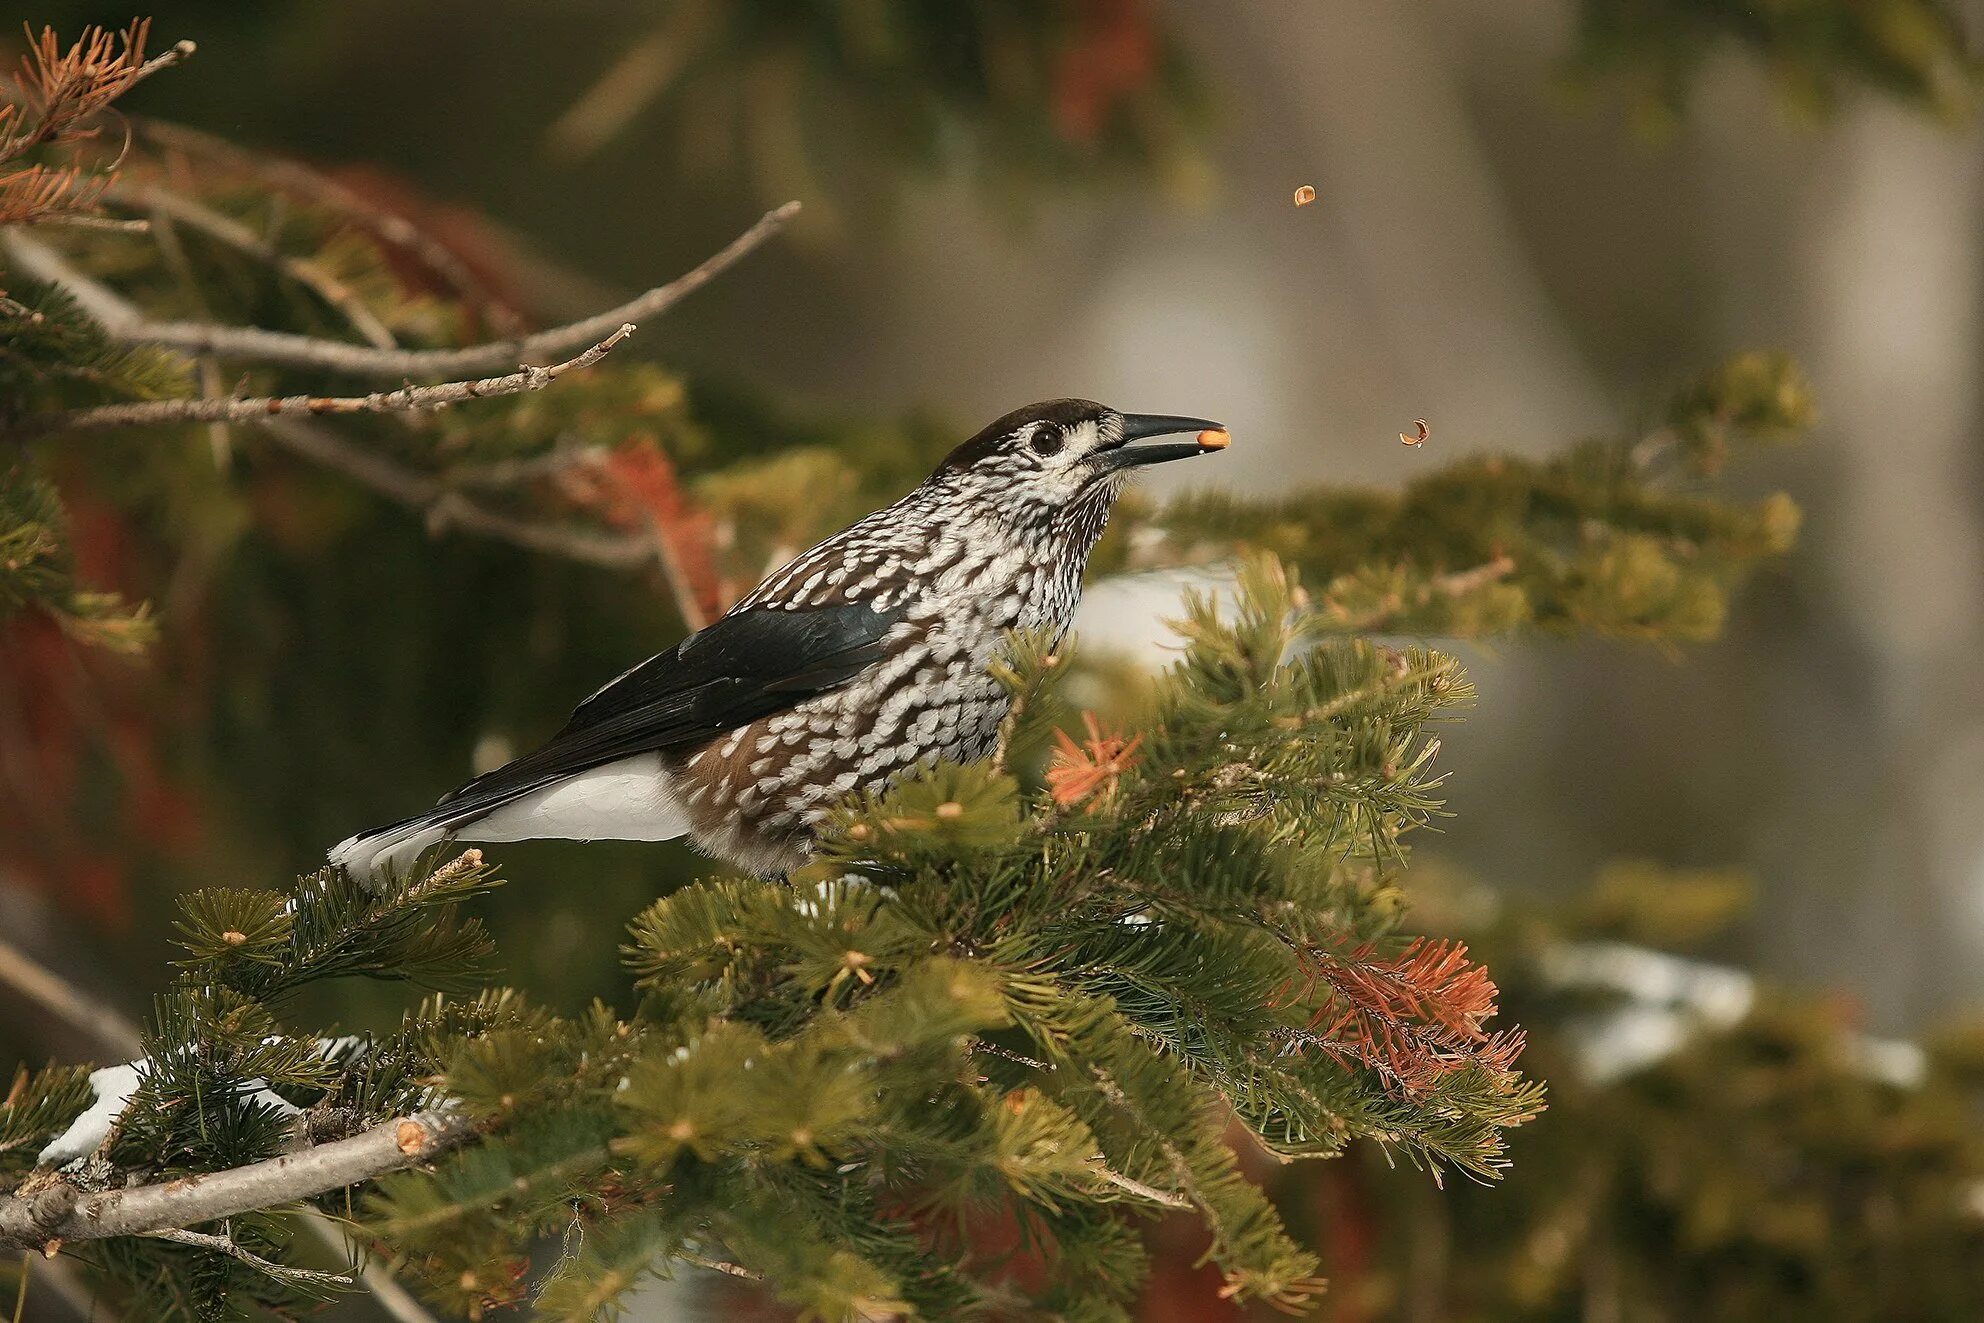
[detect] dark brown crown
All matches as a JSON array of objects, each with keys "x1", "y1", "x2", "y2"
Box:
[{"x1": 934, "y1": 398, "x2": 1108, "y2": 476}]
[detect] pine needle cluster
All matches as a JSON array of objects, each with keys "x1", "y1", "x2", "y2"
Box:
[
  {"x1": 0, "y1": 21, "x2": 164, "y2": 231},
  {"x1": 0, "y1": 456, "x2": 157, "y2": 651}
]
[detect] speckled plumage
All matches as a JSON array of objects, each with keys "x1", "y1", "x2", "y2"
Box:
[
  {"x1": 330, "y1": 399, "x2": 1222, "y2": 880},
  {"x1": 666, "y1": 425, "x2": 1121, "y2": 872}
]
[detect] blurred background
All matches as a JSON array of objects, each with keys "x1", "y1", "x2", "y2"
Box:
[{"x1": 6, "y1": 1, "x2": 1984, "y2": 1318}]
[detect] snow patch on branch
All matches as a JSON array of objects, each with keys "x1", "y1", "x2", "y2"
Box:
[
  {"x1": 35, "y1": 1037, "x2": 369, "y2": 1169},
  {"x1": 1542, "y1": 941, "x2": 1925, "y2": 1087},
  {"x1": 37, "y1": 1063, "x2": 142, "y2": 1167}
]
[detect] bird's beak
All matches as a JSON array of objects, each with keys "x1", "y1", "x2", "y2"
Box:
[{"x1": 1096, "y1": 413, "x2": 1229, "y2": 472}]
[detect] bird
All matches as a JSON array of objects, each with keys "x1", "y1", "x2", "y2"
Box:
[{"x1": 330, "y1": 399, "x2": 1226, "y2": 880}]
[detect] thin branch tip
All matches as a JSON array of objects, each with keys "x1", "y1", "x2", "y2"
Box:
[
  {"x1": 8, "y1": 324, "x2": 636, "y2": 436},
  {"x1": 137, "y1": 38, "x2": 198, "y2": 78},
  {"x1": 0, "y1": 203, "x2": 787, "y2": 378}
]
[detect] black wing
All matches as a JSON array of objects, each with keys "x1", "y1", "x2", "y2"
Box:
[{"x1": 427, "y1": 601, "x2": 906, "y2": 820}]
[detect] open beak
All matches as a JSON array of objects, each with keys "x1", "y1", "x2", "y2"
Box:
[{"x1": 1095, "y1": 412, "x2": 1229, "y2": 473}]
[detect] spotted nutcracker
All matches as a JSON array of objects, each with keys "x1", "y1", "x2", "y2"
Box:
[{"x1": 331, "y1": 399, "x2": 1226, "y2": 879}]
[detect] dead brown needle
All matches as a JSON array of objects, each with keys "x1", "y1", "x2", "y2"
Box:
[
  {"x1": 1293, "y1": 185, "x2": 1317, "y2": 207},
  {"x1": 1400, "y1": 418, "x2": 1430, "y2": 448}
]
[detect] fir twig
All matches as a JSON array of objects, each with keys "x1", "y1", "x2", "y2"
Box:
[
  {"x1": 7, "y1": 324, "x2": 635, "y2": 437},
  {"x1": 1089, "y1": 1162, "x2": 1191, "y2": 1209},
  {"x1": 0, "y1": 23, "x2": 194, "y2": 230},
  {"x1": 0, "y1": 202, "x2": 798, "y2": 377},
  {"x1": 677, "y1": 1248, "x2": 762, "y2": 1281},
  {"x1": 144, "y1": 1228, "x2": 351, "y2": 1289}
]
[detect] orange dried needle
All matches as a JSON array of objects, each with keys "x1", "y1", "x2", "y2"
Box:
[{"x1": 1045, "y1": 712, "x2": 1143, "y2": 809}]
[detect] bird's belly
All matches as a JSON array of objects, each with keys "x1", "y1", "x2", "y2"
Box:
[
  {"x1": 467, "y1": 753, "x2": 691, "y2": 843},
  {"x1": 667, "y1": 646, "x2": 1014, "y2": 873},
  {"x1": 666, "y1": 576, "x2": 1082, "y2": 875}
]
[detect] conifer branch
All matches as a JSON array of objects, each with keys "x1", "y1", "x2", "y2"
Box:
[
  {"x1": 0, "y1": 936, "x2": 447, "y2": 1323},
  {"x1": 132, "y1": 118, "x2": 531, "y2": 337},
  {"x1": 0, "y1": 23, "x2": 194, "y2": 231},
  {"x1": 0, "y1": 1110, "x2": 470, "y2": 1253},
  {"x1": 1, "y1": 202, "x2": 798, "y2": 377},
  {"x1": 6, "y1": 324, "x2": 634, "y2": 436}
]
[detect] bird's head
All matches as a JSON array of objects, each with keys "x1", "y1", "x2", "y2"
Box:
[{"x1": 927, "y1": 399, "x2": 1227, "y2": 518}]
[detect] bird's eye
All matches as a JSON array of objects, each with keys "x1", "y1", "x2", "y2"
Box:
[{"x1": 1029, "y1": 426, "x2": 1064, "y2": 456}]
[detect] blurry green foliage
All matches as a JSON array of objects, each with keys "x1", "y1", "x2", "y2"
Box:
[
  {"x1": 1570, "y1": 858, "x2": 1755, "y2": 946},
  {"x1": 0, "y1": 461, "x2": 155, "y2": 651},
  {"x1": 1113, "y1": 353, "x2": 1809, "y2": 643},
  {"x1": 1325, "y1": 861, "x2": 1984, "y2": 1321},
  {"x1": 1569, "y1": 0, "x2": 1982, "y2": 128},
  {"x1": 542, "y1": 0, "x2": 1213, "y2": 224}
]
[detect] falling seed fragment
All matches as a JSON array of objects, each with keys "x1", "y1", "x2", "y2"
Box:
[
  {"x1": 1293, "y1": 185, "x2": 1317, "y2": 207},
  {"x1": 1197, "y1": 428, "x2": 1231, "y2": 450},
  {"x1": 1399, "y1": 418, "x2": 1430, "y2": 448}
]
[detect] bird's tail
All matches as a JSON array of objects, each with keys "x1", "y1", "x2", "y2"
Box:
[
  {"x1": 329, "y1": 815, "x2": 455, "y2": 884},
  {"x1": 329, "y1": 784, "x2": 526, "y2": 884},
  {"x1": 330, "y1": 753, "x2": 692, "y2": 884}
]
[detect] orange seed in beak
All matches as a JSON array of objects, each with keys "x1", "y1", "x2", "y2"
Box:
[{"x1": 1197, "y1": 429, "x2": 1231, "y2": 450}]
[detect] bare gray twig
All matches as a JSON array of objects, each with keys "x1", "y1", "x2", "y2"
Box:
[
  {"x1": 111, "y1": 181, "x2": 399, "y2": 348},
  {"x1": 678, "y1": 1248, "x2": 762, "y2": 1281},
  {"x1": 31, "y1": 213, "x2": 149, "y2": 234},
  {"x1": 146, "y1": 1227, "x2": 352, "y2": 1289},
  {"x1": 258, "y1": 417, "x2": 658, "y2": 570},
  {"x1": 8, "y1": 324, "x2": 633, "y2": 436},
  {"x1": 0, "y1": 937, "x2": 142, "y2": 1058},
  {"x1": 1088, "y1": 1162, "x2": 1192, "y2": 1210},
  {"x1": 439, "y1": 441, "x2": 609, "y2": 490},
  {"x1": 132, "y1": 39, "x2": 199, "y2": 86},
  {"x1": 1, "y1": 202, "x2": 798, "y2": 377}
]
